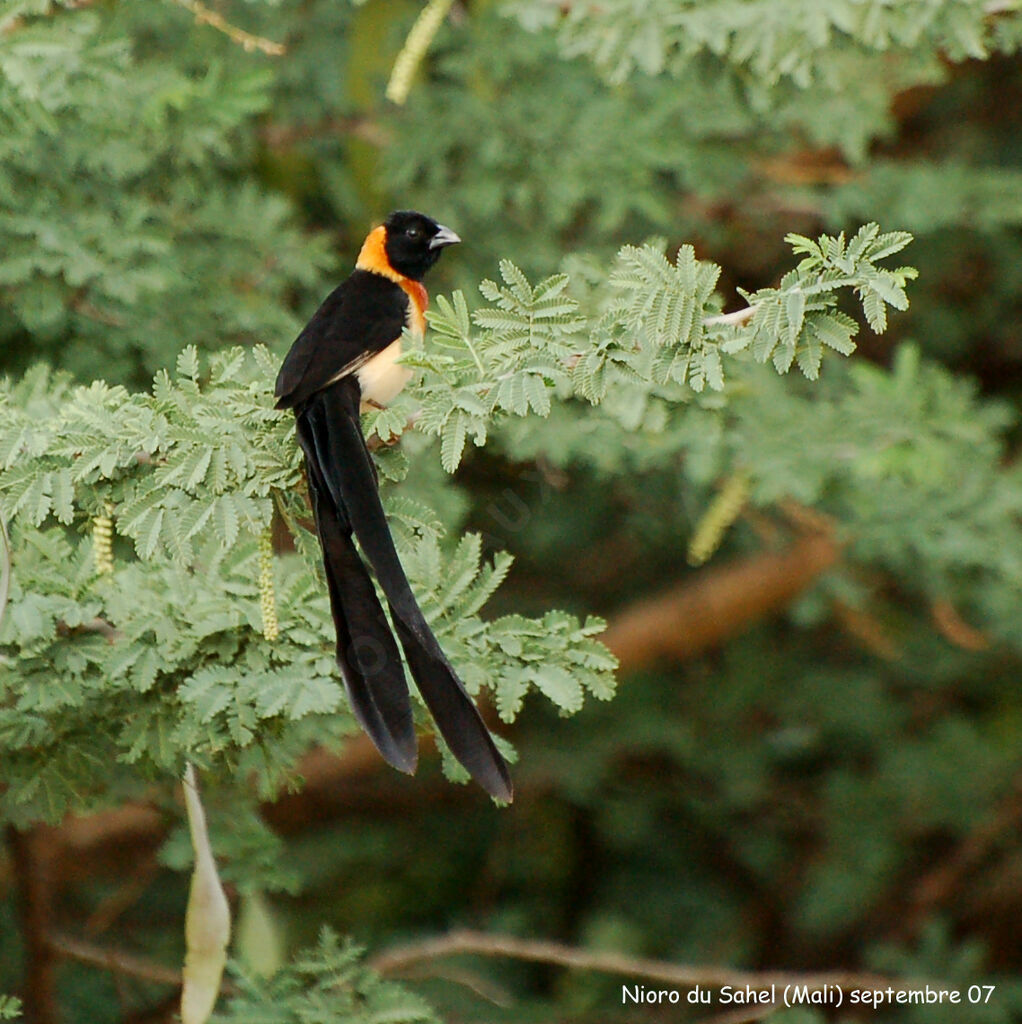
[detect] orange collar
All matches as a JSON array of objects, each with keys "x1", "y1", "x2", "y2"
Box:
[{"x1": 356, "y1": 225, "x2": 428, "y2": 333}]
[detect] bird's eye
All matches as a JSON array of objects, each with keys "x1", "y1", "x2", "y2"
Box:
[{"x1": 406, "y1": 226, "x2": 421, "y2": 239}]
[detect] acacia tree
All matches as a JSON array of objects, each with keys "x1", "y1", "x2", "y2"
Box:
[{"x1": 2, "y1": 2, "x2": 1022, "y2": 1023}]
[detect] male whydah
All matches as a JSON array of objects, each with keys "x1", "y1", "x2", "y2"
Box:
[{"x1": 275, "y1": 211, "x2": 513, "y2": 801}]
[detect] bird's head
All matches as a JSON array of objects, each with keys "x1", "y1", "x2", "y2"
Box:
[{"x1": 379, "y1": 210, "x2": 461, "y2": 281}]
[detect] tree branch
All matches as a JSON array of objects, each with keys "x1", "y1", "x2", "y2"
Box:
[
  {"x1": 602, "y1": 533, "x2": 841, "y2": 671},
  {"x1": 260, "y1": 116, "x2": 391, "y2": 150},
  {"x1": 369, "y1": 928, "x2": 913, "y2": 993},
  {"x1": 170, "y1": 0, "x2": 286, "y2": 56},
  {"x1": 703, "y1": 304, "x2": 760, "y2": 328},
  {"x1": 47, "y1": 932, "x2": 184, "y2": 990},
  {"x1": 57, "y1": 616, "x2": 121, "y2": 642},
  {"x1": 931, "y1": 598, "x2": 990, "y2": 652}
]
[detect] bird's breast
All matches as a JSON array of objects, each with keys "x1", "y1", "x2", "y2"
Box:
[
  {"x1": 355, "y1": 280, "x2": 427, "y2": 409},
  {"x1": 356, "y1": 338, "x2": 413, "y2": 408}
]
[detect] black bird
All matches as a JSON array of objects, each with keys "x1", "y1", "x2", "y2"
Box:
[{"x1": 275, "y1": 211, "x2": 512, "y2": 801}]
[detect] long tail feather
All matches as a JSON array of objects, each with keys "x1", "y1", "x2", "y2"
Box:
[
  {"x1": 301, "y1": 381, "x2": 512, "y2": 799},
  {"x1": 392, "y1": 614, "x2": 513, "y2": 801},
  {"x1": 297, "y1": 403, "x2": 416, "y2": 773}
]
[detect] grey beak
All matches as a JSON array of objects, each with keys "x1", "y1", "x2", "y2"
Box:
[{"x1": 429, "y1": 225, "x2": 461, "y2": 249}]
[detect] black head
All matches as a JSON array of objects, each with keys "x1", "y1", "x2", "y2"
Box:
[{"x1": 382, "y1": 210, "x2": 460, "y2": 281}]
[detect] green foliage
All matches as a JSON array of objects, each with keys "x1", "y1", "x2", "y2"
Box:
[
  {"x1": 0, "y1": 3, "x2": 331, "y2": 384},
  {"x1": 601, "y1": 242, "x2": 725, "y2": 393},
  {"x1": 3, "y1": 1, "x2": 1022, "y2": 1022},
  {"x1": 0, "y1": 996, "x2": 20, "y2": 1021},
  {"x1": 213, "y1": 928, "x2": 439, "y2": 1024},
  {"x1": 507, "y1": 0, "x2": 1022, "y2": 86},
  {"x1": 399, "y1": 263, "x2": 583, "y2": 471},
  {"x1": 381, "y1": 0, "x2": 1022, "y2": 293},
  {"x1": 0, "y1": 344, "x2": 619, "y2": 823},
  {"x1": 722, "y1": 343, "x2": 1022, "y2": 623},
  {"x1": 383, "y1": 15, "x2": 713, "y2": 269},
  {"x1": 394, "y1": 225, "x2": 912, "y2": 473},
  {"x1": 817, "y1": 160, "x2": 1022, "y2": 232},
  {"x1": 0, "y1": 213, "x2": 911, "y2": 815},
  {"x1": 726, "y1": 224, "x2": 915, "y2": 375}
]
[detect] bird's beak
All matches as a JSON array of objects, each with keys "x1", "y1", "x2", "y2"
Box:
[{"x1": 429, "y1": 225, "x2": 461, "y2": 249}]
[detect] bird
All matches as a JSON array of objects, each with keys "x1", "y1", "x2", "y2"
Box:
[{"x1": 275, "y1": 211, "x2": 513, "y2": 802}]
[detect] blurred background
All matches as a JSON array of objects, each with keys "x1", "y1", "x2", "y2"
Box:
[{"x1": 2, "y1": 1, "x2": 1022, "y2": 1022}]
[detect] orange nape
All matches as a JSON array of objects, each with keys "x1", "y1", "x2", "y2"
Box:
[{"x1": 355, "y1": 225, "x2": 429, "y2": 335}]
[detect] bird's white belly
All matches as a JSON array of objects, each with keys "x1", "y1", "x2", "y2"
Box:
[{"x1": 356, "y1": 339, "x2": 413, "y2": 407}]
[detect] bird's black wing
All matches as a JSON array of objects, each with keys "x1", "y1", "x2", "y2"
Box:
[
  {"x1": 298, "y1": 379, "x2": 513, "y2": 801},
  {"x1": 275, "y1": 271, "x2": 408, "y2": 411}
]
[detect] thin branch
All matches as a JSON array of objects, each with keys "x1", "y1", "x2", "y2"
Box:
[
  {"x1": 20, "y1": 742, "x2": 382, "y2": 889},
  {"x1": 370, "y1": 928, "x2": 913, "y2": 993},
  {"x1": 703, "y1": 304, "x2": 760, "y2": 328},
  {"x1": 85, "y1": 859, "x2": 160, "y2": 936},
  {"x1": 757, "y1": 152, "x2": 856, "y2": 186},
  {"x1": 931, "y1": 598, "x2": 990, "y2": 651},
  {"x1": 260, "y1": 116, "x2": 391, "y2": 150},
  {"x1": 69, "y1": 289, "x2": 127, "y2": 328},
  {"x1": 48, "y1": 932, "x2": 184, "y2": 989},
  {"x1": 171, "y1": 0, "x2": 286, "y2": 56},
  {"x1": 56, "y1": 616, "x2": 122, "y2": 642},
  {"x1": 25, "y1": 801, "x2": 167, "y2": 890},
  {"x1": 407, "y1": 965, "x2": 513, "y2": 1007},
  {"x1": 833, "y1": 599, "x2": 901, "y2": 661}
]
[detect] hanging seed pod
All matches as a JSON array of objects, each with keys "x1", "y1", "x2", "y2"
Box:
[
  {"x1": 93, "y1": 504, "x2": 115, "y2": 576},
  {"x1": 688, "y1": 472, "x2": 750, "y2": 566},
  {"x1": 258, "y1": 526, "x2": 279, "y2": 642}
]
